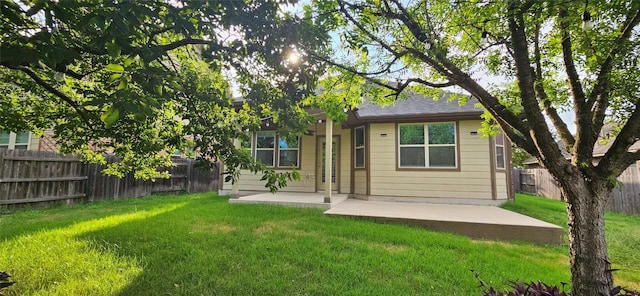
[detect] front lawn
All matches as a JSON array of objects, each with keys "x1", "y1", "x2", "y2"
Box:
[{"x1": 0, "y1": 193, "x2": 637, "y2": 295}]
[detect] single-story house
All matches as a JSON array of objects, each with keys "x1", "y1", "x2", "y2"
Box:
[
  {"x1": 523, "y1": 124, "x2": 640, "y2": 168},
  {"x1": 220, "y1": 92, "x2": 514, "y2": 204}
]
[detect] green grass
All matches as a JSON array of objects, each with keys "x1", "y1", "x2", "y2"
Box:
[
  {"x1": 0, "y1": 193, "x2": 637, "y2": 295},
  {"x1": 502, "y1": 193, "x2": 640, "y2": 288}
]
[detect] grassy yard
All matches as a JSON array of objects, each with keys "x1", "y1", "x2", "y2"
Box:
[{"x1": 0, "y1": 193, "x2": 637, "y2": 295}]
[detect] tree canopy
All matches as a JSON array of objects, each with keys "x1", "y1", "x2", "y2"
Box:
[
  {"x1": 0, "y1": 0, "x2": 329, "y2": 190},
  {"x1": 307, "y1": 0, "x2": 640, "y2": 295}
]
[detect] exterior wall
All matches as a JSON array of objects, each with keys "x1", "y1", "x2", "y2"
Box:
[
  {"x1": 495, "y1": 172, "x2": 508, "y2": 199},
  {"x1": 353, "y1": 170, "x2": 367, "y2": 195},
  {"x1": 222, "y1": 122, "x2": 352, "y2": 194},
  {"x1": 367, "y1": 120, "x2": 494, "y2": 199}
]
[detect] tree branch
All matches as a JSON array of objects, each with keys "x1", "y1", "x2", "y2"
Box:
[
  {"x1": 597, "y1": 100, "x2": 640, "y2": 178},
  {"x1": 559, "y1": 9, "x2": 593, "y2": 166},
  {"x1": 509, "y1": 4, "x2": 567, "y2": 171},
  {"x1": 15, "y1": 66, "x2": 96, "y2": 128},
  {"x1": 383, "y1": 0, "x2": 534, "y2": 150},
  {"x1": 533, "y1": 22, "x2": 575, "y2": 148},
  {"x1": 589, "y1": 9, "x2": 640, "y2": 140}
]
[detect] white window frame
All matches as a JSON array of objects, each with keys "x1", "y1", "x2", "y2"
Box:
[
  {"x1": 277, "y1": 136, "x2": 300, "y2": 168},
  {"x1": 253, "y1": 132, "x2": 300, "y2": 168},
  {"x1": 495, "y1": 134, "x2": 506, "y2": 170},
  {"x1": 354, "y1": 126, "x2": 366, "y2": 169},
  {"x1": 398, "y1": 122, "x2": 457, "y2": 168},
  {"x1": 255, "y1": 131, "x2": 276, "y2": 167},
  {"x1": 0, "y1": 131, "x2": 31, "y2": 150}
]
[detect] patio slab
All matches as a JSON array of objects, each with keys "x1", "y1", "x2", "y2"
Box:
[
  {"x1": 229, "y1": 192, "x2": 348, "y2": 210},
  {"x1": 324, "y1": 199, "x2": 564, "y2": 245}
]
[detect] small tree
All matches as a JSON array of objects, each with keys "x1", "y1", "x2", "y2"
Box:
[{"x1": 308, "y1": 0, "x2": 640, "y2": 294}]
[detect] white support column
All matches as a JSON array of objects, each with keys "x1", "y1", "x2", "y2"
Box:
[
  {"x1": 324, "y1": 118, "x2": 333, "y2": 203},
  {"x1": 231, "y1": 138, "x2": 241, "y2": 199}
]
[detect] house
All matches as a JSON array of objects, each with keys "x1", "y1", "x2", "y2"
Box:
[
  {"x1": 0, "y1": 129, "x2": 59, "y2": 152},
  {"x1": 522, "y1": 124, "x2": 640, "y2": 168},
  {"x1": 220, "y1": 91, "x2": 514, "y2": 204}
]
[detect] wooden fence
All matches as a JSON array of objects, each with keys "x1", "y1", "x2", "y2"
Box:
[
  {"x1": 513, "y1": 167, "x2": 640, "y2": 214},
  {"x1": 0, "y1": 149, "x2": 220, "y2": 208}
]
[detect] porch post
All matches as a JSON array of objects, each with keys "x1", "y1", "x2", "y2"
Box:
[
  {"x1": 324, "y1": 117, "x2": 333, "y2": 203},
  {"x1": 231, "y1": 138, "x2": 241, "y2": 199}
]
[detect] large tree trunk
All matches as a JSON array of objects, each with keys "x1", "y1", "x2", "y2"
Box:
[{"x1": 563, "y1": 180, "x2": 614, "y2": 296}]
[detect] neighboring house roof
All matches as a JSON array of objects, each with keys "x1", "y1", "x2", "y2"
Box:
[{"x1": 523, "y1": 124, "x2": 640, "y2": 165}]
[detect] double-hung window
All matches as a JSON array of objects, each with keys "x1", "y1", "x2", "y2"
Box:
[
  {"x1": 398, "y1": 123, "x2": 457, "y2": 168},
  {"x1": 256, "y1": 131, "x2": 276, "y2": 166},
  {"x1": 278, "y1": 136, "x2": 299, "y2": 167},
  {"x1": 254, "y1": 131, "x2": 299, "y2": 168},
  {"x1": 354, "y1": 126, "x2": 365, "y2": 168},
  {"x1": 495, "y1": 134, "x2": 506, "y2": 169},
  {"x1": 0, "y1": 131, "x2": 30, "y2": 150}
]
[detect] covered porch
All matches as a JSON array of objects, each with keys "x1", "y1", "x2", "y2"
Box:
[{"x1": 229, "y1": 192, "x2": 564, "y2": 245}]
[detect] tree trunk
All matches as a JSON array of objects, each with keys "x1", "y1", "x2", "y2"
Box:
[{"x1": 563, "y1": 181, "x2": 613, "y2": 296}]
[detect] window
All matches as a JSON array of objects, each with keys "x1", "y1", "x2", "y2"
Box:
[
  {"x1": 256, "y1": 131, "x2": 276, "y2": 166},
  {"x1": 354, "y1": 126, "x2": 365, "y2": 168},
  {"x1": 398, "y1": 123, "x2": 456, "y2": 168},
  {"x1": 0, "y1": 131, "x2": 30, "y2": 150},
  {"x1": 495, "y1": 134, "x2": 505, "y2": 169},
  {"x1": 254, "y1": 132, "x2": 299, "y2": 168},
  {"x1": 278, "y1": 136, "x2": 299, "y2": 167}
]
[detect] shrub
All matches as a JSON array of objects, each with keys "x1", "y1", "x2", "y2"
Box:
[
  {"x1": 0, "y1": 271, "x2": 14, "y2": 295},
  {"x1": 471, "y1": 270, "x2": 639, "y2": 296}
]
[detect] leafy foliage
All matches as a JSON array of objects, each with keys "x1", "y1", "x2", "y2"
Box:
[
  {"x1": 0, "y1": 271, "x2": 14, "y2": 293},
  {"x1": 0, "y1": 0, "x2": 330, "y2": 191},
  {"x1": 473, "y1": 270, "x2": 640, "y2": 296}
]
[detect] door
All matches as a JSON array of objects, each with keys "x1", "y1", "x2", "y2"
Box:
[{"x1": 317, "y1": 136, "x2": 339, "y2": 191}]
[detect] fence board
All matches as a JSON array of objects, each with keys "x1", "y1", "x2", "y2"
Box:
[
  {"x1": 513, "y1": 167, "x2": 640, "y2": 214},
  {"x1": 0, "y1": 149, "x2": 219, "y2": 208}
]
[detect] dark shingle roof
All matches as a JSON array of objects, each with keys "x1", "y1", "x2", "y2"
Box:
[{"x1": 354, "y1": 91, "x2": 482, "y2": 120}]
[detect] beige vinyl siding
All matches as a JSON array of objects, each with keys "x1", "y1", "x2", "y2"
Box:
[
  {"x1": 368, "y1": 120, "x2": 493, "y2": 200},
  {"x1": 29, "y1": 134, "x2": 40, "y2": 151},
  {"x1": 223, "y1": 132, "x2": 316, "y2": 193},
  {"x1": 353, "y1": 171, "x2": 367, "y2": 195},
  {"x1": 495, "y1": 172, "x2": 508, "y2": 199},
  {"x1": 223, "y1": 122, "x2": 352, "y2": 193}
]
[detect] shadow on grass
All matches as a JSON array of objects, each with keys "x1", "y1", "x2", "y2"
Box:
[
  {"x1": 76, "y1": 196, "x2": 332, "y2": 295},
  {"x1": 0, "y1": 195, "x2": 193, "y2": 243}
]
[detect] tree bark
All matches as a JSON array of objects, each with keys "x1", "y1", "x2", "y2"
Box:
[{"x1": 562, "y1": 178, "x2": 613, "y2": 296}]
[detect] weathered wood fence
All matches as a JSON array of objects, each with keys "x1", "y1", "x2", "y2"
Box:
[
  {"x1": 513, "y1": 167, "x2": 640, "y2": 214},
  {"x1": 0, "y1": 149, "x2": 220, "y2": 208}
]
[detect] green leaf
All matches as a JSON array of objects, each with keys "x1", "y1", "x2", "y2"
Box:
[
  {"x1": 155, "y1": 84, "x2": 163, "y2": 96},
  {"x1": 106, "y1": 42, "x2": 121, "y2": 58},
  {"x1": 108, "y1": 73, "x2": 122, "y2": 83},
  {"x1": 118, "y1": 79, "x2": 128, "y2": 90},
  {"x1": 101, "y1": 106, "x2": 120, "y2": 127},
  {"x1": 105, "y1": 64, "x2": 124, "y2": 73},
  {"x1": 124, "y1": 55, "x2": 136, "y2": 67}
]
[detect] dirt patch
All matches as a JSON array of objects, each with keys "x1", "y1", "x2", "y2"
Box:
[
  {"x1": 253, "y1": 219, "x2": 307, "y2": 236},
  {"x1": 192, "y1": 222, "x2": 237, "y2": 234},
  {"x1": 368, "y1": 242, "x2": 409, "y2": 253}
]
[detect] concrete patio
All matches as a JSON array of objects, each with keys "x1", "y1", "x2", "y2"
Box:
[
  {"x1": 229, "y1": 192, "x2": 564, "y2": 245},
  {"x1": 229, "y1": 191, "x2": 348, "y2": 209}
]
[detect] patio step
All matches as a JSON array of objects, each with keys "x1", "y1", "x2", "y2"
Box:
[{"x1": 324, "y1": 199, "x2": 564, "y2": 245}]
